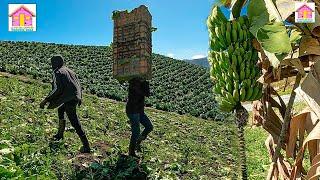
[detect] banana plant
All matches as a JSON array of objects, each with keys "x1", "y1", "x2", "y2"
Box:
[
  {"x1": 211, "y1": 0, "x2": 320, "y2": 179},
  {"x1": 207, "y1": 1, "x2": 261, "y2": 179}
]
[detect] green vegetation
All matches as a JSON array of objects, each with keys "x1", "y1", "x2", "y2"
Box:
[
  {"x1": 0, "y1": 74, "x2": 240, "y2": 179},
  {"x1": 245, "y1": 127, "x2": 269, "y2": 180},
  {"x1": 0, "y1": 41, "x2": 224, "y2": 120}
]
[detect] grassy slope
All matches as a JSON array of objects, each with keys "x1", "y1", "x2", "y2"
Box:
[
  {"x1": 0, "y1": 74, "x2": 240, "y2": 179},
  {"x1": 0, "y1": 41, "x2": 221, "y2": 120},
  {"x1": 245, "y1": 127, "x2": 269, "y2": 180}
]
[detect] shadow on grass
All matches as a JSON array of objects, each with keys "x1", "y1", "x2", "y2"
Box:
[
  {"x1": 48, "y1": 139, "x2": 149, "y2": 179},
  {"x1": 74, "y1": 154, "x2": 148, "y2": 180}
]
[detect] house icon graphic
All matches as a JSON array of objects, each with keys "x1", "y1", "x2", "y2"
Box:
[
  {"x1": 9, "y1": 5, "x2": 35, "y2": 27},
  {"x1": 296, "y1": 4, "x2": 314, "y2": 19}
]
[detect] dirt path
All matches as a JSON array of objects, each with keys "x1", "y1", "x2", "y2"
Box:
[{"x1": 243, "y1": 94, "x2": 304, "y2": 111}]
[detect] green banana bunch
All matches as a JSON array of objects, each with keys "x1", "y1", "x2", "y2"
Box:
[{"x1": 207, "y1": 6, "x2": 262, "y2": 112}]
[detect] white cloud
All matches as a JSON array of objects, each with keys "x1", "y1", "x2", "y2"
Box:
[
  {"x1": 167, "y1": 53, "x2": 174, "y2": 58},
  {"x1": 191, "y1": 54, "x2": 206, "y2": 59}
]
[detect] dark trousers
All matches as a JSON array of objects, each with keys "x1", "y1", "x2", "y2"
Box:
[
  {"x1": 127, "y1": 113, "x2": 153, "y2": 149},
  {"x1": 58, "y1": 100, "x2": 85, "y2": 136}
]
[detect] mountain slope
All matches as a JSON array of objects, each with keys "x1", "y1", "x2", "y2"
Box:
[
  {"x1": 184, "y1": 57, "x2": 209, "y2": 68},
  {"x1": 0, "y1": 73, "x2": 240, "y2": 179},
  {"x1": 0, "y1": 41, "x2": 224, "y2": 120}
]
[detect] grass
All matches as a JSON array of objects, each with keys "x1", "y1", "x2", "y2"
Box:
[
  {"x1": 245, "y1": 127, "x2": 269, "y2": 180},
  {"x1": 0, "y1": 74, "x2": 240, "y2": 179}
]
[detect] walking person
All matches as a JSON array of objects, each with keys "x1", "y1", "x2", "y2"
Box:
[
  {"x1": 40, "y1": 55, "x2": 91, "y2": 153},
  {"x1": 126, "y1": 77, "x2": 153, "y2": 158}
]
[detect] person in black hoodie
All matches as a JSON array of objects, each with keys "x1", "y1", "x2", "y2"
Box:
[
  {"x1": 126, "y1": 77, "x2": 153, "y2": 158},
  {"x1": 40, "y1": 55, "x2": 91, "y2": 153}
]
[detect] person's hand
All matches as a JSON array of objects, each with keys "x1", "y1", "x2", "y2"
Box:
[{"x1": 40, "y1": 100, "x2": 47, "y2": 109}]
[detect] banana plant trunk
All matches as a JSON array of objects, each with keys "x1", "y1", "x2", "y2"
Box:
[{"x1": 235, "y1": 105, "x2": 248, "y2": 180}]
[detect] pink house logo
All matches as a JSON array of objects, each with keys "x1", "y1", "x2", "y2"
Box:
[
  {"x1": 295, "y1": 2, "x2": 315, "y2": 23},
  {"x1": 8, "y1": 4, "x2": 37, "y2": 32}
]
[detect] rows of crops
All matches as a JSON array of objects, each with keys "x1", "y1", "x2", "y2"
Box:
[{"x1": 0, "y1": 41, "x2": 225, "y2": 120}]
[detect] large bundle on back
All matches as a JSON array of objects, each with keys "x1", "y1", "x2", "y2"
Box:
[{"x1": 112, "y1": 5, "x2": 152, "y2": 81}]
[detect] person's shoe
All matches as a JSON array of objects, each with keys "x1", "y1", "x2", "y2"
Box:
[
  {"x1": 79, "y1": 134, "x2": 91, "y2": 153},
  {"x1": 128, "y1": 141, "x2": 140, "y2": 158},
  {"x1": 80, "y1": 145, "x2": 91, "y2": 153},
  {"x1": 136, "y1": 144, "x2": 142, "y2": 152},
  {"x1": 136, "y1": 135, "x2": 145, "y2": 152},
  {"x1": 53, "y1": 119, "x2": 66, "y2": 141}
]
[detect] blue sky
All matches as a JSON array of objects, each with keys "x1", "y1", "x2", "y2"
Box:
[{"x1": 0, "y1": 0, "x2": 231, "y2": 60}]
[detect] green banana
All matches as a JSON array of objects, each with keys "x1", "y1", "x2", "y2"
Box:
[
  {"x1": 220, "y1": 23, "x2": 226, "y2": 40},
  {"x1": 236, "y1": 21, "x2": 241, "y2": 33},
  {"x1": 234, "y1": 81, "x2": 239, "y2": 90},
  {"x1": 238, "y1": 16, "x2": 245, "y2": 26},
  {"x1": 251, "y1": 67, "x2": 257, "y2": 79},
  {"x1": 228, "y1": 44, "x2": 234, "y2": 55},
  {"x1": 243, "y1": 41, "x2": 248, "y2": 50},
  {"x1": 232, "y1": 21, "x2": 238, "y2": 32},
  {"x1": 239, "y1": 47, "x2": 245, "y2": 55},
  {"x1": 215, "y1": 27, "x2": 223, "y2": 42},
  {"x1": 238, "y1": 28, "x2": 244, "y2": 42},
  {"x1": 250, "y1": 85, "x2": 260, "y2": 101},
  {"x1": 232, "y1": 55, "x2": 237, "y2": 66},
  {"x1": 219, "y1": 99, "x2": 235, "y2": 112},
  {"x1": 226, "y1": 82, "x2": 233, "y2": 92},
  {"x1": 240, "y1": 87, "x2": 246, "y2": 101},
  {"x1": 245, "y1": 85, "x2": 253, "y2": 101},
  {"x1": 232, "y1": 29, "x2": 237, "y2": 43},
  {"x1": 225, "y1": 91, "x2": 236, "y2": 105},
  {"x1": 238, "y1": 55, "x2": 243, "y2": 66},
  {"x1": 247, "y1": 50, "x2": 252, "y2": 61},
  {"x1": 245, "y1": 67, "x2": 251, "y2": 79},
  {"x1": 219, "y1": 81, "x2": 226, "y2": 89},
  {"x1": 240, "y1": 70, "x2": 245, "y2": 81},
  {"x1": 233, "y1": 71, "x2": 239, "y2": 80},
  {"x1": 255, "y1": 86, "x2": 263, "y2": 100},
  {"x1": 226, "y1": 21, "x2": 231, "y2": 32},
  {"x1": 243, "y1": 30, "x2": 248, "y2": 40},
  {"x1": 226, "y1": 31, "x2": 232, "y2": 45},
  {"x1": 240, "y1": 61, "x2": 245, "y2": 70},
  {"x1": 233, "y1": 89, "x2": 240, "y2": 102}
]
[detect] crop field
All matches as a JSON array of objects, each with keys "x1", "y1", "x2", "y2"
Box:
[
  {"x1": 0, "y1": 74, "x2": 240, "y2": 179},
  {"x1": 0, "y1": 41, "x2": 226, "y2": 120}
]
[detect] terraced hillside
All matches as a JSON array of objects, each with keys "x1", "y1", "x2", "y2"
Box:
[
  {"x1": 0, "y1": 41, "x2": 224, "y2": 120},
  {"x1": 0, "y1": 73, "x2": 239, "y2": 179}
]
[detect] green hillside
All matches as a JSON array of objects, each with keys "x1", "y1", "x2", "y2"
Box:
[
  {"x1": 0, "y1": 41, "x2": 225, "y2": 120},
  {"x1": 0, "y1": 73, "x2": 239, "y2": 179}
]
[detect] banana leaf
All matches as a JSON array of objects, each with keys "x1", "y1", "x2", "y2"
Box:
[
  {"x1": 248, "y1": 0, "x2": 292, "y2": 68},
  {"x1": 257, "y1": 22, "x2": 292, "y2": 54}
]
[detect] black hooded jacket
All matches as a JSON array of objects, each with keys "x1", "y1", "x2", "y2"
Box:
[
  {"x1": 45, "y1": 55, "x2": 82, "y2": 109},
  {"x1": 126, "y1": 78, "x2": 150, "y2": 114}
]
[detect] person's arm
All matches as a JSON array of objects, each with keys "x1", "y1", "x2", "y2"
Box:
[{"x1": 44, "y1": 72, "x2": 64, "y2": 102}]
